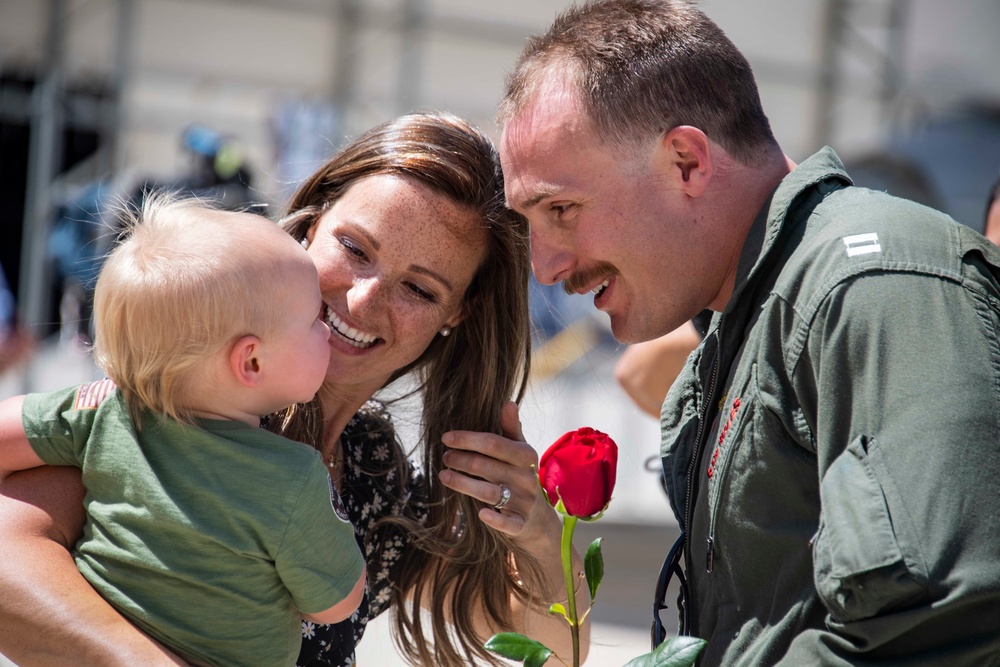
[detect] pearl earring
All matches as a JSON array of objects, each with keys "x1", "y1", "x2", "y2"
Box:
[
  {"x1": 300, "y1": 237, "x2": 310, "y2": 249},
  {"x1": 439, "y1": 326, "x2": 452, "y2": 337}
]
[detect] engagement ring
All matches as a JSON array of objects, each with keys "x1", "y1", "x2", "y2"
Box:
[{"x1": 493, "y1": 484, "x2": 511, "y2": 511}]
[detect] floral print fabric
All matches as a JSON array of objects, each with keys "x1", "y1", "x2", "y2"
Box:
[{"x1": 296, "y1": 402, "x2": 428, "y2": 666}]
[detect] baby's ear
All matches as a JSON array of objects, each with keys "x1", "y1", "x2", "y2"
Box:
[{"x1": 230, "y1": 335, "x2": 264, "y2": 387}]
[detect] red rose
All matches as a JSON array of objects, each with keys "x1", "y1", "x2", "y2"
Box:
[{"x1": 538, "y1": 427, "x2": 618, "y2": 518}]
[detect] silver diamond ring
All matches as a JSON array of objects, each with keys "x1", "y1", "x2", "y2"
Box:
[{"x1": 493, "y1": 484, "x2": 512, "y2": 511}]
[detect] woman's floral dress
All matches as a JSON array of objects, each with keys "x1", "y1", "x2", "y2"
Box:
[{"x1": 295, "y1": 402, "x2": 429, "y2": 667}]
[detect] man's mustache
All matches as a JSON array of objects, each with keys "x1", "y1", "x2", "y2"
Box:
[{"x1": 561, "y1": 263, "x2": 617, "y2": 296}]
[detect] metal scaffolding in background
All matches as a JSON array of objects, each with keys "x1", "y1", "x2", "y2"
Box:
[
  {"x1": 814, "y1": 0, "x2": 911, "y2": 148},
  {"x1": 12, "y1": 0, "x2": 137, "y2": 340},
  {"x1": 19, "y1": 0, "x2": 68, "y2": 340}
]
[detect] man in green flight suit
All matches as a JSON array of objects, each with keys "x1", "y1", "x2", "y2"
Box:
[{"x1": 498, "y1": 0, "x2": 1000, "y2": 664}]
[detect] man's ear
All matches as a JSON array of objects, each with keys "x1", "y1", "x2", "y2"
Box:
[
  {"x1": 230, "y1": 335, "x2": 264, "y2": 388},
  {"x1": 655, "y1": 125, "x2": 713, "y2": 197}
]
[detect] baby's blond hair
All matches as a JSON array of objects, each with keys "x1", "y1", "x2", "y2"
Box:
[{"x1": 93, "y1": 192, "x2": 288, "y2": 425}]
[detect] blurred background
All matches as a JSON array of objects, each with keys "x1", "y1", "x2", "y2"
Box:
[{"x1": 1, "y1": 0, "x2": 999, "y2": 663}]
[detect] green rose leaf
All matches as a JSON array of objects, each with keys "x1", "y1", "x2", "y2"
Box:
[
  {"x1": 623, "y1": 636, "x2": 707, "y2": 667},
  {"x1": 548, "y1": 601, "x2": 569, "y2": 620},
  {"x1": 584, "y1": 537, "x2": 604, "y2": 601},
  {"x1": 484, "y1": 632, "x2": 554, "y2": 667}
]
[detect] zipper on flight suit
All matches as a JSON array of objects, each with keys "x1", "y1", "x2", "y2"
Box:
[{"x1": 684, "y1": 316, "x2": 724, "y2": 576}]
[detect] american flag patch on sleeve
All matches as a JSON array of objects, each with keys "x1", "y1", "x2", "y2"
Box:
[{"x1": 74, "y1": 379, "x2": 116, "y2": 410}]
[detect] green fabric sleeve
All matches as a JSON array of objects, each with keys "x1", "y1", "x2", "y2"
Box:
[
  {"x1": 275, "y1": 458, "x2": 365, "y2": 615},
  {"x1": 21, "y1": 384, "x2": 94, "y2": 467},
  {"x1": 782, "y1": 270, "x2": 1000, "y2": 662}
]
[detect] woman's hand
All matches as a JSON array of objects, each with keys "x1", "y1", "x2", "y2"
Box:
[
  {"x1": 439, "y1": 401, "x2": 560, "y2": 546},
  {"x1": 438, "y1": 403, "x2": 590, "y2": 663}
]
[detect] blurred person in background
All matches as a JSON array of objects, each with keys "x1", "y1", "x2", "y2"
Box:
[
  {"x1": 0, "y1": 264, "x2": 33, "y2": 376},
  {"x1": 0, "y1": 112, "x2": 588, "y2": 667},
  {"x1": 46, "y1": 126, "x2": 257, "y2": 346},
  {"x1": 614, "y1": 311, "x2": 710, "y2": 419},
  {"x1": 498, "y1": 0, "x2": 1000, "y2": 664}
]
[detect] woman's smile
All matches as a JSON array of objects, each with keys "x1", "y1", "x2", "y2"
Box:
[{"x1": 324, "y1": 306, "x2": 379, "y2": 349}]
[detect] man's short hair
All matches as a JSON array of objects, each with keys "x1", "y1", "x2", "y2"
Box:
[{"x1": 499, "y1": 0, "x2": 778, "y2": 165}]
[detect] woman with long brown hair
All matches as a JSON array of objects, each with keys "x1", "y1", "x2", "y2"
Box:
[{"x1": 0, "y1": 112, "x2": 589, "y2": 666}]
